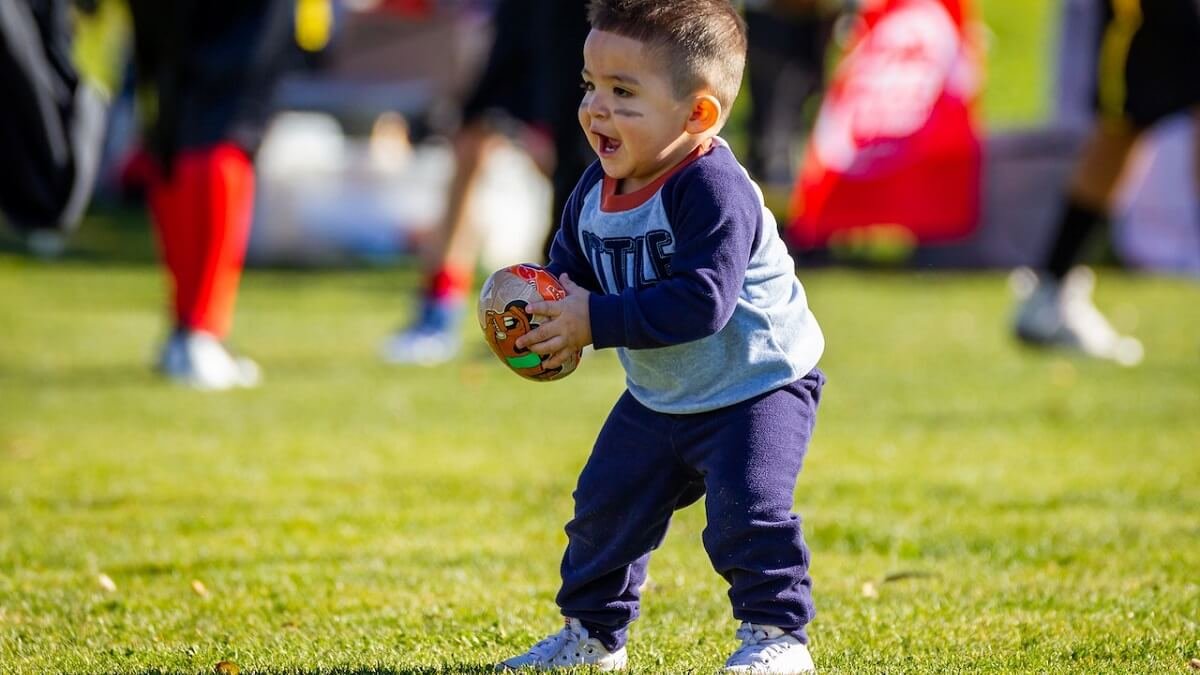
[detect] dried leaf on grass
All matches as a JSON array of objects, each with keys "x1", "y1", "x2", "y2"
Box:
[
  {"x1": 191, "y1": 580, "x2": 210, "y2": 598},
  {"x1": 214, "y1": 660, "x2": 240, "y2": 675}
]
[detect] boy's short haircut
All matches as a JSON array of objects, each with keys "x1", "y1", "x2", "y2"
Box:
[{"x1": 587, "y1": 0, "x2": 747, "y2": 119}]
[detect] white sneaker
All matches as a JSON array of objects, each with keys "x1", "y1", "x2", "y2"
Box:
[
  {"x1": 25, "y1": 229, "x2": 68, "y2": 259},
  {"x1": 723, "y1": 623, "x2": 815, "y2": 674},
  {"x1": 498, "y1": 618, "x2": 627, "y2": 671},
  {"x1": 158, "y1": 330, "x2": 261, "y2": 390},
  {"x1": 1011, "y1": 266, "x2": 1143, "y2": 366},
  {"x1": 380, "y1": 326, "x2": 460, "y2": 366},
  {"x1": 382, "y1": 297, "x2": 464, "y2": 366}
]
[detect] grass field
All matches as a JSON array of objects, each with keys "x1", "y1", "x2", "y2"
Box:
[
  {"x1": 3, "y1": 210, "x2": 1199, "y2": 674},
  {"x1": 4, "y1": 2, "x2": 1199, "y2": 674}
]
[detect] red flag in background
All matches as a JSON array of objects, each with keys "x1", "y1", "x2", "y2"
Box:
[
  {"x1": 371, "y1": 0, "x2": 434, "y2": 18},
  {"x1": 789, "y1": 0, "x2": 983, "y2": 250}
]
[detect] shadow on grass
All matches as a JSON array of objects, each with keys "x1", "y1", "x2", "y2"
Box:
[
  {"x1": 132, "y1": 665, "x2": 502, "y2": 675},
  {"x1": 0, "y1": 207, "x2": 424, "y2": 276},
  {"x1": 0, "y1": 205, "x2": 160, "y2": 266},
  {"x1": 129, "y1": 656, "x2": 692, "y2": 675}
]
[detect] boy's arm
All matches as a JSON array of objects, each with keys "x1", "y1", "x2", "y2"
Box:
[
  {"x1": 511, "y1": 165, "x2": 603, "y2": 368},
  {"x1": 544, "y1": 164, "x2": 603, "y2": 293},
  {"x1": 589, "y1": 168, "x2": 759, "y2": 350}
]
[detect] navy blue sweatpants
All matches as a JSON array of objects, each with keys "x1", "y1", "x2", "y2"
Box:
[{"x1": 556, "y1": 368, "x2": 824, "y2": 651}]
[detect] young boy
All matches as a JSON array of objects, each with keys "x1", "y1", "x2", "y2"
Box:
[{"x1": 499, "y1": 0, "x2": 825, "y2": 672}]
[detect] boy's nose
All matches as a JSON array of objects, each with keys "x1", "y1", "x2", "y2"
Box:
[{"x1": 586, "y1": 95, "x2": 609, "y2": 118}]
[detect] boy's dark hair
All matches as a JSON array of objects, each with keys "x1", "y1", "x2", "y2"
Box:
[{"x1": 587, "y1": 0, "x2": 747, "y2": 119}]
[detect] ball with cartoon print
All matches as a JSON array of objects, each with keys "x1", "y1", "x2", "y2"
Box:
[{"x1": 477, "y1": 264, "x2": 581, "y2": 381}]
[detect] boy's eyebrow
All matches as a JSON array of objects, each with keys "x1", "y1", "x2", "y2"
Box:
[{"x1": 581, "y1": 68, "x2": 641, "y2": 86}]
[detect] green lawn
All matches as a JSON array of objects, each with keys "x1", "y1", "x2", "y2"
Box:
[
  {"x1": 4, "y1": 3, "x2": 1198, "y2": 673},
  {"x1": 2, "y1": 211, "x2": 1199, "y2": 674}
]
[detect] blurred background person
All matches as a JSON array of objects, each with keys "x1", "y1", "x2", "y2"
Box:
[
  {"x1": 742, "y1": 0, "x2": 841, "y2": 195},
  {"x1": 1, "y1": 0, "x2": 308, "y2": 390},
  {"x1": 128, "y1": 0, "x2": 303, "y2": 389},
  {"x1": 0, "y1": 0, "x2": 108, "y2": 255},
  {"x1": 1012, "y1": 0, "x2": 1199, "y2": 366},
  {"x1": 381, "y1": 0, "x2": 591, "y2": 366}
]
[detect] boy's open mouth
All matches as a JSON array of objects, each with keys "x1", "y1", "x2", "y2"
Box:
[{"x1": 595, "y1": 133, "x2": 621, "y2": 156}]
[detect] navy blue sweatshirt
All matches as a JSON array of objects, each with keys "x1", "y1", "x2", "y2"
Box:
[{"x1": 547, "y1": 139, "x2": 824, "y2": 413}]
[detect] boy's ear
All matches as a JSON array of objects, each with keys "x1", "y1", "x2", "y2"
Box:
[{"x1": 686, "y1": 94, "x2": 722, "y2": 134}]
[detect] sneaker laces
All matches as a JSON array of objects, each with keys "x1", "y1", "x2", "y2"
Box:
[
  {"x1": 519, "y1": 618, "x2": 588, "y2": 664},
  {"x1": 501, "y1": 619, "x2": 626, "y2": 671},
  {"x1": 550, "y1": 618, "x2": 604, "y2": 665},
  {"x1": 727, "y1": 623, "x2": 795, "y2": 666}
]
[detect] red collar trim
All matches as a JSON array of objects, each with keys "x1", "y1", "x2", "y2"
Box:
[{"x1": 600, "y1": 141, "x2": 713, "y2": 212}]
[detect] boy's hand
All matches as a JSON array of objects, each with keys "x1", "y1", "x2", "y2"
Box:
[{"x1": 516, "y1": 274, "x2": 592, "y2": 369}]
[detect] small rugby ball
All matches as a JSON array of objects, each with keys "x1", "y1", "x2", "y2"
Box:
[{"x1": 477, "y1": 264, "x2": 581, "y2": 381}]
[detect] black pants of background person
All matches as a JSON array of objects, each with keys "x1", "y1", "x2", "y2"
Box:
[
  {"x1": 125, "y1": 0, "x2": 299, "y2": 172},
  {"x1": 0, "y1": 0, "x2": 298, "y2": 235},
  {"x1": 0, "y1": 0, "x2": 107, "y2": 235},
  {"x1": 744, "y1": 6, "x2": 835, "y2": 189}
]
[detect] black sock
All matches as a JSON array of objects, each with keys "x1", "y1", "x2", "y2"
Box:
[{"x1": 1044, "y1": 199, "x2": 1104, "y2": 281}]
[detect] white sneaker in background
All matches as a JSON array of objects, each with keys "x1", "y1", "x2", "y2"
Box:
[
  {"x1": 497, "y1": 618, "x2": 627, "y2": 671},
  {"x1": 158, "y1": 330, "x2": 261, "y2": 390},
  {"x1": 381, "y1": 297, "x2": 464, "y2": 366},
  {"x1": 1011, "y1": 266, "x2": 1144, "y2": 366},
  {"x1": 25, "y1": 229, "x2": 68, "y2": 259},
  {"x1": 722, "y1": 623, "x2": 815, "y2": 674},
  {"x1": 380, "y1": 325, "x2": 460, "y2": 366}
]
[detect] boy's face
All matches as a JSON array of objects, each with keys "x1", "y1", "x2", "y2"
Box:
[{"x1": 579, "y1": 30, "x2": 698, "y2": 193}]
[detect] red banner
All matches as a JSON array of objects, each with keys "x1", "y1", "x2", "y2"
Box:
[{"x1": 789, "y1": 0, "x2": 983, "y2": 249}]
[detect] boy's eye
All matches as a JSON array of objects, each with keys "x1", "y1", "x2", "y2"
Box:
[
  {"x1": 613, "y1": 87, "x2": 632, "y2": 98},
  {"x1": 580, "y1": 81, "x2": 594, "y2": 92}
]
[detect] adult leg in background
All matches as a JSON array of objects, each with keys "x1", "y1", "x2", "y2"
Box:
[
  {"x1": 1013, "y1": 0, "x2": 1200, "y2": 365},
  {"x1": 130, "y1": 0, "x2": 297, "y2": 389}
]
